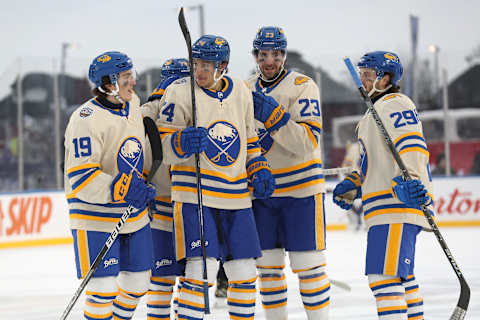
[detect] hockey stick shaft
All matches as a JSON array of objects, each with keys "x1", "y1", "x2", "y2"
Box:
[
  {"x1": 60, "y1": 117, "x2": 163, "y2": 320},
  {"x1": 322, "y1": 166, "x2": 352, "y2": 176},
  {"x1": 178, "y1": 7, "x2": 210, "y2": 314},
  {"x1": 344, "y1": 57, "x2": 470, "y2": 319}
]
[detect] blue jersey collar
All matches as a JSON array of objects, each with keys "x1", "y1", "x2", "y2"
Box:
[
  {"x1": 91, "y1": 97, "x2": 130, "y2": 117},
  {"x1": 255, "y1": 69, "x2": 290, "y2": 94},
  {"x1": 200, "y1": 76, "x2": 233, "y2": 102}
]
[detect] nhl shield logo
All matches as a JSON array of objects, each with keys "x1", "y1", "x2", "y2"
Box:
[
  {"x1": 205, "y1": 121, "x2": 240, "y2": 167},
  {"x1": 117, "y1": 137, "x2": 144, "y2": 174}
]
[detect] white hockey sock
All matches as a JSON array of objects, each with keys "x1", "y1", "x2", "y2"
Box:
[
  {"x1": 173, "y1": 277, "x2": 184, "y2": 319},
  {"x1": 147, "y1": 276, "x2": 176, "y2": 319},
  {"x1": 224, "y1": 259, "x2": 258, "y2": 320},
  {"x1": 113, "y1": 271, "x2": 150, "y2": 319},
  {"x1": 177, "y1": 258, "x2": 217, "y2": 320},
  {"x1": 84, "y1": 276, "x2": 117, "y2": 320},
  {"x1": 369, "y1": 274, "x2": 408, "y2": 319},
  {"x1": 257, "y1": 268, "x2": 287, "y2": 319},
  {"x1": 177, "y1": 279, "x2": 212, "y2": 320},
  {"x1": 402, "y1": 275, "x2": 424, "y2": 319},
  {"x1": 296, "y1": 265, "x2": 330, "y2": 319}
]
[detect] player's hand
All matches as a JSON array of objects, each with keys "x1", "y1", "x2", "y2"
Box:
[
  {"x1": 247, "y1": 156, "x2": 275, "y2": 199},
  {"x1": 111, "y1": 172, "x2": 157, "y2": 208},
  {"x1": 252, "y1": 168, "x2": 275, "y2": 199},
  {"x1": 172, "y1": 126, "x2": 208, "y2": 157},
  {"x1": 252, "y1": 91, "x2": 290, "y2": 133},
  {"x1": 333, "y1": 172, "x2": 362, "y2": 210},
  {"x1": 391, "y1": 176, "x2": 429, "y2": 207}
]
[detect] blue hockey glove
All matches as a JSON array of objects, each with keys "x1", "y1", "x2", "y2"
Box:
[
  {"x1": 171, "y1": 126, "x2": 208, "y2": 158},
  {"x1": 247, "y1": 156, "x2": 275, "y2": 199},
  {"x1": 111, "y1": 171, "x2": 156, "y2": 208},
  {"x1": 333, "y1": 171, "x2": 362, "y2": 210},
  {"x1": 252, "y1": 91, "x2": 290, "y2": 133},
  {"x1": 391, "y1": 176, "x2": 429, "y2": 207}
]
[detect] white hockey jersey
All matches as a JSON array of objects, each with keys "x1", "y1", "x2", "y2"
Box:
[
  {"x1": 156, "y1": 76, "x2": 262, "y2": 210},
  {"x1": 246, "y1": 70, "x2": 325, "y2": 197},
  {"x1": 355, "y1": 93, "x2": 434, "y2": 229},
  {"x1": 64, "y1": 96, "x2": 150, "y2": 233}
]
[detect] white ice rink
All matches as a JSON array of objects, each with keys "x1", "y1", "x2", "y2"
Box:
[{"x1": 1, "y1": 227, "x2": 478, "y2": 319}]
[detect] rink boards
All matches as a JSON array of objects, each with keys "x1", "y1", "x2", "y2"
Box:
[{"x1": 1, "y1": 176, "x2": 479, "y2": 249}]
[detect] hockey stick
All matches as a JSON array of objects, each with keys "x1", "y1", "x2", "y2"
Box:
[
  {"x1": 60, "y1": 117, "x2": 163, "y2": 320},
  {"x1": 323, "y1": 166, "x2": 352, "y2": 176},
  {"x1": 344, "y1": 57, "x2": 470, "y2": 320},
  {"x1": 178, "y1": 7, "x2": 210, "y2": 314},
  {"x1": 330, "y1": 278, "x2": 352, "y2": 292}
]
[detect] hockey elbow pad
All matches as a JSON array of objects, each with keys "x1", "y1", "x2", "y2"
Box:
[
  {"x1": 332, "y1": 171, "x2": 362, "y2": 210},
  {"x1": 247, "y1": 156, "x2": 275, "y2": 199}
]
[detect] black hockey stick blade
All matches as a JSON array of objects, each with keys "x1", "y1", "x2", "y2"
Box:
[{"x1": 143, "y1": 116, "x2": 163, "y2": 182}]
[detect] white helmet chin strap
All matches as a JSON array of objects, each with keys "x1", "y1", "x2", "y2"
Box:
[
  {"x1": 257, "y1": 52, "x2": 287, "y2": 83},
  {"x1": 368, "y1": 78, "x2": 392, "y2": 97},
  {"x1": 206, "y1": 65, "x2": 227, "y2": 90},
  {"x1": 98, "y1": 82, "x2": 125, "y2": 104}
]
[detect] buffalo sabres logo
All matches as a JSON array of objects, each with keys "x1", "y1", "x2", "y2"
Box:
[
  {"x1": 205, "y1": 121, "x2": 240, "y2": 167},
  {"x1": 215, "y1": 38, "x2": 225, "y2": 45},
  {"x1": 97, "y1": 54, "x2": 111, "y2": 63},
  {"x1": 256, "y1": 128, "x2": 274, "y2": 155},
  {"x1": 117, "y1": 137, "x2": 144, "y2": 175},
  {"x1": 384, "y1": 52, "x2": 399, "y2": 63},
  {"x1": 358, "y1": 139, "x2": 368, "y2": 181}
]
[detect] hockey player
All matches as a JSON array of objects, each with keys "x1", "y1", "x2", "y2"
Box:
[
  {"x1": 247, "y1": 26, "x2": 330, "y2": 319},
  {"x1": 141, "y1": 58, "x2": 190, "y2": 320},
  {"x1": 64, "y1": 51, "x2": 156, "y2": 319},
  {"x1": 333, "y1": 51, "x2": 432, "y2": 320},
  {"x1": 156, "y1": 35, "x2": 275, "y2": 319}
]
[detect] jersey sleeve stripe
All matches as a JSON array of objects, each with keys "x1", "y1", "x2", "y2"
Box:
[
  {"x1": 364, "y1": 205, "x2": 424, "y2": 220},
  {"x1": 71, "y1": 170, "x2": 102, "y2": 194},
  {"x1": 271, "y1": 159, "x2": 322, "y2": 175},
  {"x1": 393, "y1": 132, "x2": 425, "y2": 148},
  {"x1": 247, "y1": 137, "x2": 259, "y2": 144},
  {"x1": 247, "y1": 147, "x2": 262, "y2": 154},
  {"x1": 67, "y1": 163, "x2": 101, "y2": 175},
  {"x1": 398, "y1": 147, "x2": 429, "y2": 157},
  {"x1": 299, "y1": 123, "x2": 318, "y2": 148}
]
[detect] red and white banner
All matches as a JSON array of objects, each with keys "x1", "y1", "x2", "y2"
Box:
[{"x1": 1, "y1": 177, "x2": 479, "y2": 248}]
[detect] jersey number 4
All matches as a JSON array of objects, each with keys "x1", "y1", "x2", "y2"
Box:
[
  {"x1": 72, "y1": 137, "x2": 92, "y2": 158},
  {"x1": 161, "y1": 103, "x2": 175, "y2": 122},
  {"x1": 299, "y1": 99, "x2": 320, "y2": 117},
  {"x1": 390, "y1": 110, "x2": 419, "y2": 128}
]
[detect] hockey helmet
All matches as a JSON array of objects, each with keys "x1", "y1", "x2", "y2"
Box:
[
  {"x1": 192, "y1": 35, "x2": 230, "y2": 69},
  {"x1": 161, "y1": 58, "x2": 190, "y2": 80},
  {"x1": 88, "y1": 51, "x2": 133, "y2": 87},
  {"x1": 357, "y1": 51, "x2": 403, "y2": 86},
  {"x1": 253, "y1": 26, "x2": 287, "y2": 52}
]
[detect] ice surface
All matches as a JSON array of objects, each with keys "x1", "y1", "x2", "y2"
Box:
[{"x1": 1, "y1": 227, "x2": 478, "y2": 319}]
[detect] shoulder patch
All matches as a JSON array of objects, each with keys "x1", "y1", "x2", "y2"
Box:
[
  {"x1": 174, "y1": 78, "x2": 187, "y2": 85},
  {"x1": 79, "y1": 107, "x2": 93, "y2": 118},
  {"x1": 383, "y1": 93, "x2": 401, "y2": 101},
  {"x1": 295, "y1": 76, "x2": 309, "y2": 85}
]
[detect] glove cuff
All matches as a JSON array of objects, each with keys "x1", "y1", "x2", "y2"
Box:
[
  {"x1": 247, "y1": 156, "x2": 271, "y2": 179},
  {"x1": 345, "y1": 171, "x2": 362, "y2": 188},
  {"x1": 264, "y1": 104, "x2": 289, "y2": 132},
  {"x1": 111, "y1": 172, "x2": 132, "y2": 202},
  {"x1": 171, "y1": 130, "x2": 187, "y2": 158}
]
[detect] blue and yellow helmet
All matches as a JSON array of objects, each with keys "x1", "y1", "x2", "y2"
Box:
[
  {"x1": 357, "y1": 51, "x2": 403, "y2": 86},
  {"x1": 192, "y1": 35, "x2": 230, "y2": 69},
  {"x1": 88, "y1": 51, "x2": 133, "y2": 87},
  {"x1": 161, "y1": 58, "x2": 190, "y2": 80},
  {"x1": 253, "y1": 26, "x2": 287, "y2": 52}
]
